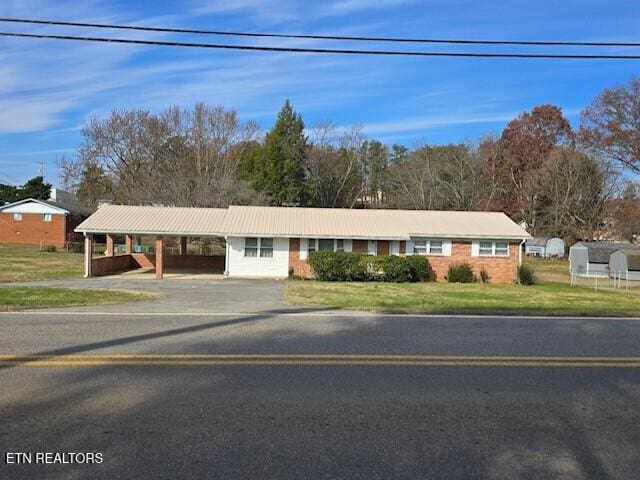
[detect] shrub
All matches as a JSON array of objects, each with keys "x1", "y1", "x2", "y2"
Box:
[
  {"x1": 447, "y1": 262, "x2": 475, "y2": 283},
  {"x1": 518, "y1": 263, "x2": 536, "y2": 285},
  {"x1": 68, "y1": 242, "x2": 84, "y2": 253},
  {"x1": 405, "y1": 255, "x2": 430, "y2": 282},
  {"x1": 308, "y1": 251, "x2": 366, "y2": 281},
  {"x1": 479, "y1": 268, "x2": 490, "y2": 283},
  {"x1": 381, "y1": 255, "x2": 411, "y2": 282},
  {"x1": 40, "y1": 245, "x2": 57, "y2": 253},
  {"x1": 360, "y1": 255, "x2": 385, "y2": 281}
]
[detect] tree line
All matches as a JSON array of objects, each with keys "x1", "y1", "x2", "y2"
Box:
[{"x1": 55, "y1": 77, "x2": 640, "y2": 241}]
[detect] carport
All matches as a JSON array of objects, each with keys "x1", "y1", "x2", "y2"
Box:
[{"x1": 76, "y1": 205, "x2": 228, "y2": 279}]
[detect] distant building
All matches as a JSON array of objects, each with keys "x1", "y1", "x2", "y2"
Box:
[
  {"x1": 569, "y1": 241, "x2": 640, "y2": 276},
  {"x1": 525, "y1": 237, "x2": 565, "y2": 258},
  {"x1": 0, "y1": 194, "x2": 92, "y2": 248},
  {"x1": 609, "y1": 249, "x2": 640, "y2": 281}
]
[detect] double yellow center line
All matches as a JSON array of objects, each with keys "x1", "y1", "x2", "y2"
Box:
[{"x1": 2, "y1": 354, "x2": 640, "y2": 368}]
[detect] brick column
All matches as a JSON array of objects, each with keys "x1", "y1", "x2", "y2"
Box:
[
  {"x1": 180, "y1": 236, "x2": 187, "y2": 256},
  {"x1": 155, "y1": 236, "x2": 164, "y2": 280},
  {"x1": 125, "y1": 235, "x2": 133, "y2": 254},
  {"x1": 84, "y1": 234, "x2": 94, "y2": 278},
  {"x1": 106, "y1": 234, "x2": 114, "y2": 257}
]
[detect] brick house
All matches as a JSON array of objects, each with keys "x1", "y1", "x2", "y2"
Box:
[
  {"x1": 0, "y1": 198, "x2": 92, "y2": 248},
  {"x1": 76, "y1": 205, "x2": 530, "y2": 283}
]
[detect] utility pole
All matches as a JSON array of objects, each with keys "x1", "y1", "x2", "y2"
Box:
[{"x1": 37, "y1": 160, "x2": 45, "y2": 178}]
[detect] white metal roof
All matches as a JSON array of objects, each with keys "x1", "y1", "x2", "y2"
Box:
[
  {"x1": 76, "y1": 204, "x2": 531, "y2": 240},
  {"x1": 75, "y1": 205, "x2": 228, "y2": 235}
]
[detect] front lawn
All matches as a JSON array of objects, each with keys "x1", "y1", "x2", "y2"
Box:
[
  {"x1": 0, "y1": 244, "x2": 85, "y2": 282},
  {"x1": 286, "y1": 280, "x2": 640, "y2": 317},
  {"x1": 0, "y1": 287, "x2": 154, "y2": 311}
]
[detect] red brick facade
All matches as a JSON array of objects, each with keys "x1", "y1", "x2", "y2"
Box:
[
  {"x1": 287, "y1": 238, "x2": 520, "y2": 284},
  {"x1": 0, "y1": 212, "x2": 70, "y2": 248},
  {"x1": 91, "y1": 253, "x2": 225, "y2": 276},
  {"x1": 424, "y1": 241, "x2": 519, "y2": 283},
  {"x1": 288, "y1": 238, "x2": 313, "y2": 277}
]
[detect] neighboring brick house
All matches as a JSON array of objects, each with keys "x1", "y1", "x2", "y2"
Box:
[
  {"x1": 0, "y1": 197, "x2": 92, "y2": 248},
  {"x1": 76, "y1": 205, "x2": 530, "y2": 283}
]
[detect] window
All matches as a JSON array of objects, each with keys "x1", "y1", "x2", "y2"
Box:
[
  {"x1": 244, "y1": 237, "x2": 258, "y2": 257},
  {"x1": 479, "y1": 240, "x2": 509, "y2": 257},
  {"x1": 260, "y1": 238, "x2": 274, "y2": 258},
  {"x1": 479, "y1": 241, "x2": 493, "y2": 256},
  {"x1": 413, "y1": 239, "x2": 445, "y2": 255},
  {"x1": 308, "y1": 239, "x2": 345, "y2": 253},
  {"x1": 43, "y1": 213, "x2": 52, "y2": 222},
  {"x1": 13, "y1": 213, "x2": 22, "y2": 221},
  {"x1": 495, "y1": 241, "x2": 509, "y2": 256},
  {"x1": 318, "y1": 239, "x2": 334, "y2": 251},
  {"x1": 429, "y1": 240, "x2": 443, "y2": 255},
  {"x1": 413, "y1": 240, "x2": 427, "y2": 255}
]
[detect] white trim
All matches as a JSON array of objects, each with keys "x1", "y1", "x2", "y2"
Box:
[
  {"x1": 478, "y1": 240, "x2": 510, "y2": 257},
  {"x1": 0, "y1": 198, "x2": 69, "y2": 215},
  {"x1": 410, "y1": 238, "x2": 451, "y2": 257},
  {"x1": 390, "y1": 240, "x2": 400, "y2": 256}
]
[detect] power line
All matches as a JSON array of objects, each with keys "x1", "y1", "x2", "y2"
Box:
[
  {"x1": 2, "y1": 31, "x2": 640, "y2": 59},
  {"x1": 1, "y1": 17, "x2": 639, "y2": 48}
]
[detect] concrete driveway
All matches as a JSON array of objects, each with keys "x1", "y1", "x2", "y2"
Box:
[{"x1": 2, "y1": 277, "x2": 290, "y2": 314}]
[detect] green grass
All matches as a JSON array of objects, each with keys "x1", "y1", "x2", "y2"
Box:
[
  {"x1": 0, "y1": 244, "x2": 84, "y2": 282},
  {"x1": 286, "y1": 257, "x2": 640, "y2": 317},
  {"x1": 0, "y1": 287, "x2": 154, "y2": 311}
]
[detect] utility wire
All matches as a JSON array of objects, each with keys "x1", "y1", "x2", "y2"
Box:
[
  {"x1": 1, "y1": 17, "x2": 639, "y2": 48},
  {"x1": 1, "y1": 31, "x2": 640, "y2": 59}
]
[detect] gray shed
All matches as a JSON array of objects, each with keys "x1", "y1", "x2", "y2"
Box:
[
  {"x1": 525, "y1": 236, "x2": 565, "y2": 258},
  {"x1": 569, "y1": 242, "x2": 622, "y2": 275},
  {"x1": 609, "y1": 249, "x2": 640, "y2": 280}
]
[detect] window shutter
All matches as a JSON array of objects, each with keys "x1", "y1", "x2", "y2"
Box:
[
  {"x1": 443, "y1": 240, "x2": 452, "y2": 256},
  {"x1": 405, "y1": 240, "x2": 414, "y2": 256},
  {"x1": 471, "y1": 240, "x2": 479, "y2": 257},
  {"x1": 300, "y1": 238, "x2": 308, "y2": 260}
]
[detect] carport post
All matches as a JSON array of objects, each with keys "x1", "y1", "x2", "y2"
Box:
[
  {"x1": 106, "y1": 234, "x2": 114, "y2": 257},
  {"x1": 84, "y1": 233, "x2": 94, "y2": 278},
  {"x1": 180, "y1": 236, "x2": 187, "y2": 256},
  {"x1": 125, "y1": 234, "x2": 133, "y2": 254},
  {"x1": 155, "y1": 236, "x2": 164, "y2": 280}
]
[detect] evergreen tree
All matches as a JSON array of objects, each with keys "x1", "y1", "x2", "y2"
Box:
[
  {"x1": 0, "y1": 183, "x2": 18, "y2": 204},
  {"x1": 20, "y1": 176, "x2": 51, "y2": 200},
  {"x1": 262, "y1": 100, "x2": 307, "y2": 205}
]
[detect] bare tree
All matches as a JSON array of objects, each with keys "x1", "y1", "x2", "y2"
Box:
[{"x1": 579, "y1": 76, "x2": 640, "y2": 174}]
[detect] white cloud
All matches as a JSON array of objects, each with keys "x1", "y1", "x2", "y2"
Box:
[
  {"x1": 329, "y1": 0, "x2": 416, "y2": 14},
  {"x1": 361, "y1": 111, "x2": 517, "y2": 136}
]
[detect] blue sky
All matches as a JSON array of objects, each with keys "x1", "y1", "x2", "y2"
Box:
[{"x1": 0, "y1": 0, "x2": 639, "y2": 187}]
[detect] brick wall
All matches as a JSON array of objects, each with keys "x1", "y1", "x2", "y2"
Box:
[
  {"x1": 0, "y1": 212, "x2": 66, "y2": 248},
  {"x1": 289, "y1": 238, "x2": 312, "y2": 277},
  {"x1": 91, "y1": 253, "x2": 225, "y2": 276},
  {"x1": 92, "y1": 254, "x2": 134, "y2": 276},
  {"x1": 287, "y1": 238, "x2": 520, "y2": 283},
  {"x1": 352, "y1": 240, "x2": 368, "y2": 253},
  {"x1": 130, "y1": 254, "x2": 225, "y2": 271},
  {"x1": 426, "y1": 242, "x2": 520, "y2": 283}
]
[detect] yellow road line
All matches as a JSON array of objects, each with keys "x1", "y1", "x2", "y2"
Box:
[{"x1": 1, "y1": 354, "x2": 640, "y2": 368}]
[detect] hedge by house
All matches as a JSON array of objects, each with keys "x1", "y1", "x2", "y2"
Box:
[
  {"x1": 307, "y1": 251, "x2": 430, "y2": 282},
  {"x1": 447, "y1": 262, "x2": 475, "y2": 283}
]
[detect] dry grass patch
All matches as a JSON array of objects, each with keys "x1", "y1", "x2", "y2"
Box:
[{"x1": 286, "y1": 280, "x2": 640, "y2": 317}]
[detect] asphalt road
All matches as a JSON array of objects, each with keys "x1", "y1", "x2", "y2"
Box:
[{"x1": 1, "y1": 310, "x2": 640, "y2": 479}]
